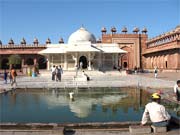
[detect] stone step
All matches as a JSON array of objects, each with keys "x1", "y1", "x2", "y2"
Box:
[
  {"x1": 129, "y1": 125, "x2": 151, "y2": 134},
  {"x1": 151, "y1": 125, "x2": 167, "y2": 133}
]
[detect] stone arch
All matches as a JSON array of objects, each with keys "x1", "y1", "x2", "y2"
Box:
[
  {"x1": 154, "y1": 56, "x2": 157, "y2": 68},
  {"x1": 26, "y1": 58, "x2": 34, "y2": 65},
  {"x1": 120, "y1": 46, "x2": 133, "y2": 69},
  {"x1": 79, "y1": 55, "x2": 88, "y2": 69},
  {"x1": 157, "y1": 55, "x2": 160, "y2": 68},
  {"x1": 164, "y1": 55, "x2": 168, "y2": 69},
  {"x1": 160, "y1": 55, "x2": 164, "y2": 69},
  {"x1": 38, "y1": 57, "x2": 47, "y2": 69},
  {"x1": 1, "y1": 58, "x2": 9, "y2": 69},
  {"x1": 146, "y1": 57, "x2": 151, "y2": 69}
]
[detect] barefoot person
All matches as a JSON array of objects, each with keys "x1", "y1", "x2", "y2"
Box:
[{"x1": 11, "y1": 67, "x2": 17, "y2": 87}]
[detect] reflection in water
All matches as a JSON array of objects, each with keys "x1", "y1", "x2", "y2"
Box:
[
  {"x1": 0, "y1": 88, "x2": 179, "y2": 123},
  {"x1": 43, "y1": 91, "x2": 127, "y2": 118}
]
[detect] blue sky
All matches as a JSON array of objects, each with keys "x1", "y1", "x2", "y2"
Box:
[{"x1": 0, "y1": 0, "x2": 179, "y2": 44}]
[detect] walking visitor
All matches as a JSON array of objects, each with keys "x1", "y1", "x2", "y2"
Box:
[
  {"x1": 57, "y1": 65, "x2": 63, "y2": 81},
  {"x1": 154, "y1": 67, "x2": 158, "y2": 78},
  {"x1": 3, "y1": 69, "x2": 8, "y2": 84},
  {"x1": 51, "y1": 65, "x2": 56, "y2": 81},
  {"x1": 10, "y1": 67, "x2": 17, "y2": 87}
]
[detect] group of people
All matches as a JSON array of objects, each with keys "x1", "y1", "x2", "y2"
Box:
[
  {"x1": 51, "y1": 65, "x2": 63, "y2": 81},
  {"x1": 3, "y1": 66, "x2": 17, "y2": 87}
]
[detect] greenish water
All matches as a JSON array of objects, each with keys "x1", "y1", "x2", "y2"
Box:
[{"x1": 0, "y1": 88, "x2": 179, "y2": 123}]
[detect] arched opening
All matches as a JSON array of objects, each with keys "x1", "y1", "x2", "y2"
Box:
[
  {"x1": 38, "y1": 57, "x2": 47, "y2": 69},
  {"x1": 26, "y1": 58, "x2": 34, "y2": 65},
  {"x1": 79, "y1": 56, "x2": 88, "y2": 69},
  {"x1": 123, "y1": 62, "x2": 128, "y2": 68},
  {"x1": 165, "y1": 61, "x2": 168, "y2": 68},
  {"x1": 1, "y1": 58, "x2": 9, "y2": 69},
  {"x1": 120, "y1": 46, "x2": 133, "y2": 69},
  {"x1": 121, "y1": 54, "x2": 128, "y2": 69}
]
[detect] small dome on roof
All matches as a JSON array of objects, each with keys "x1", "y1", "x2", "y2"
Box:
[
  {"x1": 142, "y1": 28, "x2": 148, "y2": 33},
  {"x1": 133, "y1": 27, "x2": 139, "y2": 33},
  {"x1": 97, "y1": 37, "x2": 102, "y2": 43},
  {"x1": 122, "y1": 27, "x2": 128, "y2": 33},
  {"x1": 101, "y1": 27, "x2": 107, "y2": 33},
  {"x1": 111, "y1": 26, "x2": 117, "y2": 33},
  {"x1": 68, "y1": 27, "x2": 96, "y2": 44},
  {"x1": 46, "y1": 38, "x2": 51, "y2": 44},
  {"x1": 59, "y1": 38, "x2": 64, "y2": 44},
  {"x1": 34, "y1": 38, "x2": 38, "y2": 42},
  {"x1": 21, "y1": 38, "x2": 26, "y2": 44},
  {"x1": 8, "y1": 38, "x2": 14, "y2": 44},
  {"x1": 33, "y1": 38, "x2": 39, "y2": 44}
]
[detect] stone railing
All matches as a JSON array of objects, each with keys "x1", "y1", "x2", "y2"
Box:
[
  {"x1": 0, "y1": 44, "x2": 46, "y2": 49},
  {"x1": 146, "y1": 32, "x2": 180, "y2": 48}
]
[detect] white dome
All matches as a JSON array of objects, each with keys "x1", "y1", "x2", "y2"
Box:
[{"x1": 68, "y1": 27, "x2": 96, "y2": 44}]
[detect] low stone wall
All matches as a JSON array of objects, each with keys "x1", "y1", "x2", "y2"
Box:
[{"x1": 0, "y1": 121, "x2": 140, "y2": 130}]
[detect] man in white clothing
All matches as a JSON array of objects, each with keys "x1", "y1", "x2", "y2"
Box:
[
  {"x1": 174, "y1": 80, "x2": 180, "y2": 101},
  {"x1": 141, "y1": 93, "x2": 171, "y2": 127},
  {"x1": 51, "y1": 65, "x2": 56, "y2": 81}
]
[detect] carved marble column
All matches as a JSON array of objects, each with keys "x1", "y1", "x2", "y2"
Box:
[
  {"x1": 46, "y1": 54, "x2": 50, "y2": 70},
  {"x1": 64, "y1": 53, "x2": 67, "y2": 70},
  {"x1": 88, "y1": 52, "x2": 91, "y2": 70},
  {"x1": 72, "y1": 53, "x2": 78, "y2": 69},
  {"x1": 98, "y1": 53, "x2": 102, "y2": 69}
]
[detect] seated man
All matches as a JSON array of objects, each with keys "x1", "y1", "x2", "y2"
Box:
[{"x1": 141, "y1": 93, "x2": 171, "y2": 127}]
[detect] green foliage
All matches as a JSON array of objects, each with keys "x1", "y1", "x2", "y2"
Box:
[{"x1": 8, "y1": 54, "x2": 21, "y2": 65}]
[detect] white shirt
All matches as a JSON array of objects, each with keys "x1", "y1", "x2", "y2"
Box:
[
  {"x1": 51, "y1": 67, "x2": 56, "y2": 73},
  {"x1": 141, "y1": 102, "x2": 171, "y2": 125},
  {"x1": 174, "y1": 84, "x2": 178, "y2": 93}
]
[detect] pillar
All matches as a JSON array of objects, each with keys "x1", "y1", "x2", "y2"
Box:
[
  {"x1": 61, "y1": 54, "x2": 63, "y2": 66},
  {"x1": 34, "y1": 58, "x2": 37, "y2": 65},
  {"x1": 115, "y1": 54, "x2": 118, "y2": 67},
  {"x1": 112, "y1": 54, "x2": 115, "y2": 67},
  {"x1": 51, "y1": 55, "x2": 54, "y2": 67},
  {"x1": 102, "y1": 53, "x2": 105, "y2": 69},
  {"x1": 47, "y1": 59, "x2": 50, "y2": 70},
  {"x1": 88, "y1": 52, "x2": 91, "y2": 70},
  {"x1": 64, "y1": 53, "x2": 67, "y2": 70},
  {"x1": 21, "y1": 58, "x2": 25, "y2": 67}
]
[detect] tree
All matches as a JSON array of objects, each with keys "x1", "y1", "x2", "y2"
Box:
[{"x1": 8, "y1": 54, "x2": 21, "y2": 68}]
